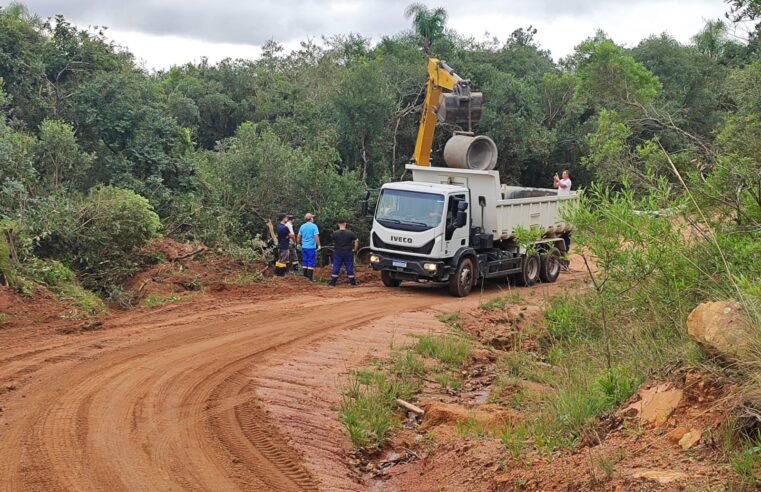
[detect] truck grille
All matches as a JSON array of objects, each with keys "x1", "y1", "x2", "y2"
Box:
[{"x1": 372, "y1": 233, "x2": 435, "y2": 254}]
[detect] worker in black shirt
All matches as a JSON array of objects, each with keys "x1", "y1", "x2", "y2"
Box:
[{"x1": 329, "y1": 219, "x2": 358, "y2": 286}]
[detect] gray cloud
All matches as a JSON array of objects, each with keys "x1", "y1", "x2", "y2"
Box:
[
  {"x1": 20, "y1": 0, "x2": 670, "y2": 44},
  {"x1": 21, "y1": 0, "x2": 414, "y2": 44},
  {"x1": 13, "y1": 0, "x2": 728, "y2": 70}
]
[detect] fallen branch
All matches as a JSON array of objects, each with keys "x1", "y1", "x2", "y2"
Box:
[
  {"x1": 395, "y1": 398, "x2": 424, "y2": 416},
  {"x1": 172, "y1": 246, "x2": 208, "y2": 262}
]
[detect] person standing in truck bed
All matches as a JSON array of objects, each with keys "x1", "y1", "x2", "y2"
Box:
[
  {"x1": 329, "y1": 220, "x2": 358, "y2": 286},
  {"x1": 553, "y1": 169, "x2": 573, "y2": 254}
]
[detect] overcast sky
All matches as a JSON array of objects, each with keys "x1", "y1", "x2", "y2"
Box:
[{"x1": 18, "y1": 0, "x2": 729, "y2": 69}]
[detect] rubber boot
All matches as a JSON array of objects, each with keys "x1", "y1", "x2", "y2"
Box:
[
  {"x1": 349, "y1": 277, "x2": 356, "y2": 286},
  {"x1": 308, "y1": 270, "x2": 315, "y2": 282},
  {"x1": 329, "y1": 276, "x2": 337, "y2": 287},
  {"x1": 303, "y1": 268, "x2": 309, "y2": 279}
]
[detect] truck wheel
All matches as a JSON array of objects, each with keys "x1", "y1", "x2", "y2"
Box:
[
  {"x1": 515, "y1": 253, "x2": 540, "y2": 287},
  {"x1": 381, "y1": 270, "x2": 401, "y2": 287},
  {"x1": 540, "y1": 248, "x2": 561, "y2": 283},
  {"x1": 448, "y1": 257, "x2": 475, "y2": 297}
]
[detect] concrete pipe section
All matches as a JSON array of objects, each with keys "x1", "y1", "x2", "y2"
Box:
[{"x1": 443, "y1": 134, "x2": 498, "y2": 170}]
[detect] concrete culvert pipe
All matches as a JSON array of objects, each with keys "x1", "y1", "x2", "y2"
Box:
[{"x1": 443, "y1": 134, "x2": 498, "y2": 170}]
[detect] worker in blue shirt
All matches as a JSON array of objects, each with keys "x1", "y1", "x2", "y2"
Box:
[
  {"x1": 275, "y1": 213, "x2": 293, "y2": 277},
  {"x1": 297, "y1": 213, "x2": 321, "y2": 282}
]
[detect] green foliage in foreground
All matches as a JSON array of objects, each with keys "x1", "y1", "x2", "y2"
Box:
[
  {"x1": 340, "y1": 328, "x2": 474, "y2": 449},
  {"x1": 340, "y1": 367, "x2": 420, "y2": 449},
  {"x1": 533, "y1": 182, "x2": 759, "y2": 457},
  {"x1": 414, "y1": 334, "x2": 472, "y2": 368}
]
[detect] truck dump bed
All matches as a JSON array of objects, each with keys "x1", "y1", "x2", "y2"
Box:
[{"x1": 409, "y1": 165, "x2": 577, "y2": 240}]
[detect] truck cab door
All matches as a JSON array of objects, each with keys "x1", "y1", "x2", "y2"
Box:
[{"x1": 444, "y1": 194, "x2": 469, "y2": 255}]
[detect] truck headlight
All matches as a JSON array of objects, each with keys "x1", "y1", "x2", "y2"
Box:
[
  {"x1": 423, "y1": 263, "x2": 438, "y2": 272},
  {"x1": 370, "y1": 254, "x2": 380, "y2": 264}
]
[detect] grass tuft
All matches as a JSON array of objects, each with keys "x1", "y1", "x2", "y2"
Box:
[
  {"x1": 144, "y1": 293, "x2": 183, "y2": 308},
  {"x1": 480, "y1": 292, "x2": 523, "y2": 311},
  {"x1": 414, "y1": 333, "x2": 472, "y2": 368}
]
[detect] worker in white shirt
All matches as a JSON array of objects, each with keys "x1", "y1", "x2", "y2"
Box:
[
  {"x1": 553, "y1": 169, "x2": 573, "y2": 255},
  {"x1": 554, "y1": 169, "x2": 572, "y2": 196}
]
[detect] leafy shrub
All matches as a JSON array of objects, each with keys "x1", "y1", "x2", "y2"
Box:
[
  {"x1": 23, "y1": 258, "x2": 75, "y2": 286},
  {"x1": 31, "y1": 187, "x2": 161, "y2": 291}
]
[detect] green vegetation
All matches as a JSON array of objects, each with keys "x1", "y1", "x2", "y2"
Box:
[
  {"x1": 480, "y1": 292, "x2": 523, "y2": 311},
  {"x1": 729, "y1": 441, "x2": 761, "y2": 488},
  {"x1": 456, "y1": 415, "x2": 491, "y2": 438},
  {"x1": 414, "y1": 334, "x2": 472, "y2": 367},
  {"x1": 1, "y1": 2, "x2": 760, "y2": 325},
  {"x1": 437, "y1": 312, "x2": 463, "y2": 330},
  {"x1": 144, "y1": 293, "x2": 184, "y2": 308},
  {"x1": 341, "y1": 328, "x2": 474, "y2": 449},
  {"x1": 0, "y1": 312, "x2": 6, "y2": 325},
  {"x1": 499, "y1": 421, "x2": 528, "y2": 459},
  {"x1": 340, "y1": 361, "x2": 422, "y2": 449}
]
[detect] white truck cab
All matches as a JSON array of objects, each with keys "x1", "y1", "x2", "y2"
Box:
[{"x1": 369, "y1": 166, "x2": 577, "y2": 296}]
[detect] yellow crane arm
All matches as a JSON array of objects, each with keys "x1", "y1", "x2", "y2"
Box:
[
  {"x1": 412, "y1": 59, "x2": 460, "y2": 167},
  {"x1": 411, "y1": 58, "x2": 483, "y2": 167}
]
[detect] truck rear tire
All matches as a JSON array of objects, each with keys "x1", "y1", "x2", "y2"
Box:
[
  {"x1": 448, "y1": 257, "x2": 475, "y2": 297},
  {"x1": 540, "y1": 248, "x2": 561, "y2": 283},
  {"x1": 381, "y1": 270, "x2": 401, "y2": 287},
  {"x1": 514, "y1": 253, "x2": 540, "y2": 287}
]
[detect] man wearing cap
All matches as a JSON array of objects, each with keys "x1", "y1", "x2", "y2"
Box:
[
  {"x1": 275, "y1": 213, "x2": 293, "y2": 277},
  {"x1": 297, "y1": 213, "x2": 321, "y2": 282},
  {"x1": 329, "y1": 219, "x2": 358, "y2": 286}
]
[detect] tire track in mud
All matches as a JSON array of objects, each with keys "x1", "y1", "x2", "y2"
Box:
[
  {"x1": 0, "y1": 287, "x2": 446, "y2": 491},
  {"x1": 252, "y1": 310, "x2": 457, "y2": 491}
]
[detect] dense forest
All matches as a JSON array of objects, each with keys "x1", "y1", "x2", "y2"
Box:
[{"x1": 0, "y1": 0, "x2": 759, "y2": 298}]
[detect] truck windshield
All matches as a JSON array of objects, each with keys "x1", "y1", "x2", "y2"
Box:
[{"x1": 375, "y1": 189, "x2": 445, "y2": 231}]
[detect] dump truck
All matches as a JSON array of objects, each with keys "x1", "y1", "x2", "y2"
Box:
[{"x1": 365, "y1": 58, "x2": 578, "y2": 297}]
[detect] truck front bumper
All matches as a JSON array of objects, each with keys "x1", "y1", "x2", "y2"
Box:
[{"x1": 369, "y1": 252, "x2": 449, "y2": 282}]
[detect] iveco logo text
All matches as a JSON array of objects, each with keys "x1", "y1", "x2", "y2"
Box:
[{"x1": 391, "y1": 236, "x2": 413, "y2": 244}]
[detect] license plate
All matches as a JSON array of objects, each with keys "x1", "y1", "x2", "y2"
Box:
[{"x1": 392, "y1": 260, "x2": 407, "y2": 268}]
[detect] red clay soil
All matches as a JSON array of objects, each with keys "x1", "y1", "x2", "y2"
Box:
[
  {"x1": 0, "y1": 285, "x2": 74, "y2": 329},
  {"x1": 0, "y1": 252, "x2": 508, "y2": 490},
  {"x1": 4, "y1": 251, "x2": 736, "y2": 491},
  {"x1": 366, "y1": 258, "x2": 743, "y2": 491}
]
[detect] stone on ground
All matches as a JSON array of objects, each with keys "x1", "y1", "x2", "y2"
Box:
[{"x1": 687, "y1": 301, "x2": 753, "y2": 361}]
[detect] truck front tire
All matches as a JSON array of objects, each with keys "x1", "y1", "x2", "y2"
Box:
[
  {"x1": 540, "y1": 247, "x2": 561, "y2": 283},
  {"x1": 381, "y1": 270, "x2": 401, "y2": 287},
  {"x1": 448, "y1": 257, "x2": 475, "y2": 297}
]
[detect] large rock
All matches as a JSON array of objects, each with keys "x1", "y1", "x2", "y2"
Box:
[
  {"x1": 632, "y1": 469, "x2": 687, "y2": 484},
  {"x1": 622, "y1": 383, "x2": 683, "y2": 426},
  {"x1": 687, "y1": 301, "x2": 754, "y2": 361},
  {"x1": 420, "y1": 402, "x2": 514, "y2": 431}
]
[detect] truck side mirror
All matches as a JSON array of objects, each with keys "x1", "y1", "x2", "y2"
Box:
[
  {"x1": 455, "y1": 202, "x2": 468, "y2": 228},
  {"x1": 359, "y1": 190, "x2": 371, "y2": 216}
]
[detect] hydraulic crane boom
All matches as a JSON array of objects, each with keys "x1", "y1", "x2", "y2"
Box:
[{"x1": 411, "y1": 58, "x2": 484, "y2": 167}]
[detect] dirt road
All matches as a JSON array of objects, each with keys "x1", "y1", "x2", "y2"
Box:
[
  {"x1": 0, "y1": 279, "x2": 502, "y2": 491},
  {"x1": 0, "y1": 259, "x2": 587, "y2": 492}
]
